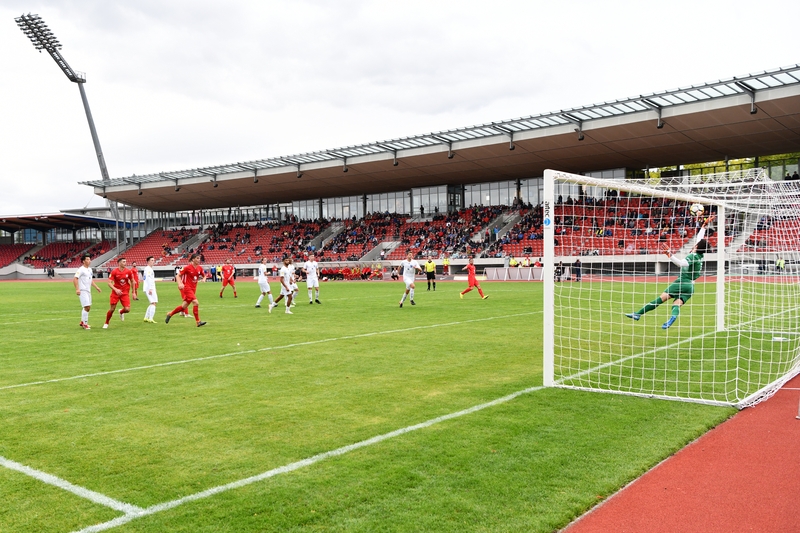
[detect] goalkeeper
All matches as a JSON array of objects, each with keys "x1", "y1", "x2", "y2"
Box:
[{"x1": 626, "y1": 214, "x2": 715, "y2": 329}]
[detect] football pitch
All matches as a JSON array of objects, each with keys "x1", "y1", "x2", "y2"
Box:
[{"x1": 0, "y1": 280, "x2": 733, "y2": 532}]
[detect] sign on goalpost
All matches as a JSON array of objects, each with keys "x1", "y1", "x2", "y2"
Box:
[{"x1": 543, "y1": 168, "x2": 800, "y2": 408}]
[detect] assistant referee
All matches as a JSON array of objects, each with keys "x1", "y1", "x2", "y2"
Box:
[{"x1": 425, "y1": 259, "x2": 436, "y2": 291}]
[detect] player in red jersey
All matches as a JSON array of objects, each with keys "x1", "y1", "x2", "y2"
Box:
[
  {"x1": 219, "y1": 258, "x2": 237, "y2": 298},
  {"x1": 130, "y1": 261, "x2": 140, "y2": 300},
  {"x1": 459, "y1": 257, "x2": 488, "y2": 300},
  {"x1": 166, "y1": 253, "x2": 207, "y2": 327},
  {"x1": 103, "y1": 258, "x2": 134, "y2": 328}
]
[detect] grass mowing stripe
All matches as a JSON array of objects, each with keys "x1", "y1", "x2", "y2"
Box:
[
  {"x1": 71, "y1": 385, "x2": 545, "y2": 533},
  {"x1": 4, "y1": 310, "x2": 540, "y2": 391},
  {"x1": 0, "y1": 455, "x2": 143, "y2": 515},
  {"x1": 0, "y1": 311, "x2": 540, "y2": 392}
]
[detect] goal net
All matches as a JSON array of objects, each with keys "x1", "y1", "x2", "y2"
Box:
[{"x1": 543, "y1": 168, "x2": 800, "y2": 408}]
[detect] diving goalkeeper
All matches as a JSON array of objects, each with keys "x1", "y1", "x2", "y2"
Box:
[{"x1": 626, "y1": 214, "x2": 716, "y2": 330}]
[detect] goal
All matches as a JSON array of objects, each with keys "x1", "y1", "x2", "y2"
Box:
[{"x1": 542, "y1": 168, "x2": 800, "y2": 408}]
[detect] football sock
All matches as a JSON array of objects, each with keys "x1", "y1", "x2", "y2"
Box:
[
  {"x1": 268, "y1": 294, "x2": 274, "y2": 304},
  {"x1": 169, "y1": 306, "x2": 184, "y2": 317},
  {"x1": 671, "y1": 305, "x2": 681, "y2": 317},
  {"x1": 193, "y1": 305, "x2": 200, "y2": 321},
  {"x1": 636, "y1": 298, "x2": 663, "y2": 315},
  {"x1": 409, "y1": 289, "x2": 415, "y2": 300},
  {"x1": 256, "y1": 295, "x2": 264, "y2": 306},
  {"x1": 105, "y1": 310, "x2": 113, "y2": 324},
  {"x1": 315, "y1": 289, "x2": 319, "y2": 299},
  {"x1": 433, "y1": 282, "x2": 436, "y2": 290},
  {"x1": 81, "y1": 310, "x2": 89, "y2": 323},
  {"x1": 478, "y1": 288, "x2": 485, "y2": 297},
  {"x1": 308, "y1": 289, "x2": 313, "y2": 301},
  {"x1": 400, "y1": 293, "x2": 407, "y2": 303},
  {"x1": 462, "y1": 288, "x2": 471, "y2": 295}
]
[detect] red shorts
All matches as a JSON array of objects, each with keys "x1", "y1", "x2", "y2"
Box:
[
  {"x1": 110, "y1": 292, "x2": 131, "y2": 308},
  {"x1": 182, "y1": 290, "x2": 197, "y2": 302},
  {"x1": 222, "y1": 277, "x2": 235, "y2": 287},
  {"x1": 468, "y1": 278, "x2": 480, "y2": 288}
]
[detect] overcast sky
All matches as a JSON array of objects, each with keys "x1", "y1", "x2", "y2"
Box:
[{"x1": 1, "y1": 0, "x2": 797, "y2": 215}]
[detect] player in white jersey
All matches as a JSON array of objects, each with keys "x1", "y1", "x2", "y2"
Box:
[
  {"x1": 73, "y1": 254, "x2": 102, "y2": 329},
  {"x1": 141, "y1": 256, "x2": 159, "y2": 323},
  {"x1": 303, "y1": 253, "x2": 321, "y2": 304},
  {"x1": 398, "y1": 251, "x2": 423, "y2": 308},
  {"x1": 255, "y1": 258, "x2": 274, "y2": 312},
  {"x1": 289, "y1": 262, "x2": 299, "y2": 307},
  {"x1": 269, "y1": 257, "x2": 295, "y2": 314}
]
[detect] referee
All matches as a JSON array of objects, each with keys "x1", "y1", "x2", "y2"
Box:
[{"x1": 425, "y1": 258, "x2": 436, "y2": 291}]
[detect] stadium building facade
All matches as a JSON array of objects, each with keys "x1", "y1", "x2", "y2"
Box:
[{"x1": 1, "y1": 65, "x2": 799, "y2": 279}]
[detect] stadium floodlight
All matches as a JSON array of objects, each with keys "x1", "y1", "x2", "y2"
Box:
[
  {"x1": 15, "y1": 13, "x2": 110, "y2": 183},
  {"x1": 15, "y1": 13, "x2": 120, "y2": 251}
]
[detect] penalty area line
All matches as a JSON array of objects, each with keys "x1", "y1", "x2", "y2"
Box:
[
  {"x1": 71, "y1": 384, "x2": 545, "y2": 533},
  {"x1": 0, "y1": 311, "x2": 540, "y2": 392},
  {"x1": 0, "y1": 455, "x2": 143, "y2": 515}
]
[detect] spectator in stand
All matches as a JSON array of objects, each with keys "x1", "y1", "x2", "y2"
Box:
[{"x1": 534, "y1": 258, "x2": 542, "y2": 268}]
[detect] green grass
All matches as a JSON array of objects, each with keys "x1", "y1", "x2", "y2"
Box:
[{"x1": 0, "y1": 280, "x2": 733, "y2": 532}]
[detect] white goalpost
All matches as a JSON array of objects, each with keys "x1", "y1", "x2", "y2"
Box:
[{"x1": 543, "y1": 168, "x2": 800, "y2": 408}]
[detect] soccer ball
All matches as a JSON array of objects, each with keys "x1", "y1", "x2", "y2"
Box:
[{"x1": 689, "y1": 203, "x2": 704, "y2": 217}]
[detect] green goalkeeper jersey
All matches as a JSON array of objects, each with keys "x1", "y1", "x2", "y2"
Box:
[{"x1": 677, "y1": 252, "x2": 704, "y2": 282}]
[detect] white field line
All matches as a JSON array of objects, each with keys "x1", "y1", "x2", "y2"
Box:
[
  {"x1": 4, "y1": 317, "x2": 73, "y2": 326},
  {"x1": 0, "y1": 455, "x2": 143, "y2": 515},
  {"x1": 71, "y1": 384, "x2": 545, "y2": 533},
  {"x1": 0, "y1": 311, "x2": 540, "y2": 392}
]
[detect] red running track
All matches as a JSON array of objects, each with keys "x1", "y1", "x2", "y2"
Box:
[{"x1": 563, "y1": 374, "x2": 800, "y2": 533}]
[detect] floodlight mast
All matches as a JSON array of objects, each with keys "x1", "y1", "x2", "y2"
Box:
[{"x1": 15, "y1": 13, "x2": 120, "y2": 251}]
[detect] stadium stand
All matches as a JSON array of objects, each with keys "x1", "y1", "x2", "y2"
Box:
[
  {"x1": 0, "y1": 243, "x2": 36, "y2": 268},
  {"x1": 63, "y1": 240, "x2": 115, "y2": 267},
  {"x1": 23, "y1": 241, "x2": 91, "y2": 269},
  {"x1": 105, "y1": 228, "x2": 198, "y2": 267}
]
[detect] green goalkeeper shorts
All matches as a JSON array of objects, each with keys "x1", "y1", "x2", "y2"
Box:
[{"x1": 665, "y1": 280, "x2": 694, "y2": 303}]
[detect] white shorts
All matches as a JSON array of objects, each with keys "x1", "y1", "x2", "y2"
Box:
[
  {"x1": 79, "y1": 291, "x2": 92, "y2": 307},
  {"x1": 146, "y1": 290, "x2": 158, "y2": 304},
  {"x1": 404, "y1": 278, "x2": 416, "y2": 289},
  {"x1": 306, "y1": 277, "x2": 319, "y2": 288},
  {"x1": 281, "y1": 286, "x2": 293, "y2": 297},
  {"x1": 258, "y1": 281, "x2": 271, "y2": 293},
  {"x1": 291, "y1": 283, "x2": 298, "y2": 291}
]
